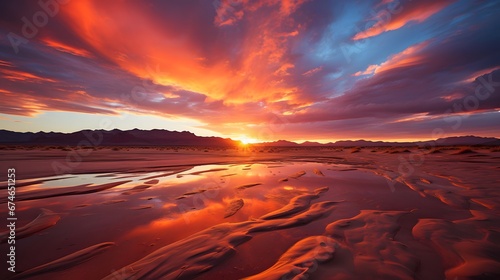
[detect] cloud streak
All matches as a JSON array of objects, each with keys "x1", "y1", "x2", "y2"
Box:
[{"x1": 353, "y1": 0, "x2": 455, "y2": 40}]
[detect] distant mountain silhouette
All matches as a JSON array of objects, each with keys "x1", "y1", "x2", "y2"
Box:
[
  {"x1": 0, "y1": 129, "x2": 239, "y2": 147},
  {"x1": 329, "y1": 136, "x2": 500, "y2": 146},
  {"x1": 258, "y1": 136, "x2": 500, "y2": 147},
  {"x1": 0, "y1": 129, "x2": 498, "y2": 147},
  {"x1": 433, "y1": 136, "x2": 500, "y2": 146},
  {"x1": 257, "y1": 140, "x2": 299, "y2": 147},
  {"x1": 300, "y1": 141, "x2": 324, "y2": 146}
]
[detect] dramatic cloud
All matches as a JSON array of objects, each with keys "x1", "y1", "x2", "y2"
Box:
[
  {"x1": 353, "y1": 0, "x2": 455, "y2": 40},
  {"x1": 0, "y1": 0, "x2": 499, "y2": 141}
]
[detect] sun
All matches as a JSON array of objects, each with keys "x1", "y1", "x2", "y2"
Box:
[{"x1": 238, "y1": 136, "x2": 259, "y2": 145}]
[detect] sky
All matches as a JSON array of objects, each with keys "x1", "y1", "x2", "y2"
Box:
[{"x1": 0, "y1": 0, "x2": 499, "y2": 143}]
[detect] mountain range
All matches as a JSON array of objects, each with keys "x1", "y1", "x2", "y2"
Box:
[
  {"x1": 0, "y1": 129, "x2": 499, "y2": 147},
  {"x1": 256, "y1": 136, "x2": 500, "y2": 147},
  {"x1": 0, "y1": 129, "x2": 237, "y2": 147}
]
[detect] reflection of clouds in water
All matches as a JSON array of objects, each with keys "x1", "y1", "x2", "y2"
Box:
[
  {"x1": 17, "y1": 184, "x2": 44, "y2": 193},
  {"x1": 10, "y1": 162, "x2": 339, "y2": 276},
  {"x1": 128, "y1": 201, "x2": 228, "y2": 238},
  {"x1": 6, "y1": 147, "x2": 500, "y2": 280}
]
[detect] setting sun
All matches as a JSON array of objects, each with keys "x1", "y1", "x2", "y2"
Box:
[{"x1": 238, "y1": 136, "x2": 259, "y2": 145}]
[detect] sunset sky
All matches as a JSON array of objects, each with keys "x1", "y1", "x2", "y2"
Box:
[{"x1": 1, "y1": 0, "x2": 499, "y2": 143}]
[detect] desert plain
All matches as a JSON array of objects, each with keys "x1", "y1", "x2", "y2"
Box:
[{"x1": 1, "y1": 145, "x2": 500, "y2": 280}]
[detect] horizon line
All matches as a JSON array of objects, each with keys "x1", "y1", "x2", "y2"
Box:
[{"x1": 1, "y1": 128, "x2": 498, "y2": 145}]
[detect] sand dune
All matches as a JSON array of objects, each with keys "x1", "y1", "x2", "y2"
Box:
[
  {"x1": 278, "y1": 170, "x2": 307, "y2": 182},
  {"x1": 470, "y1": 198, "x2": 497, "y2": 209},
  {"x1": 249, "y1": 201, "x2": 337, "y2": 233},
  {"x1": 1, "y1": 180, "x2": 131, "y2": 203},
  {"x1": 224, "y1": 199, "x2": 244, "y2": 218},
  {"x1": 183, "y1": 189, "x2": 207, "y2": 195},
  {"x1": 0, "y1": 146, "x2": 499, "y2": 279},
  {"x1": 103, "y1": 222, "x2": 254, "y2": 280},
  {"x1": 236, "y1": 183, "x2": 262, "y2": 190},
  {"x1": 289, "y1": 170, "x2": 307, "y2": 179},
  {"x1": 413, "y1": 210, "x2": 500, "y2": 279},
  {"x1": 313, "y1": 168, "x2": 325, "y2": 176},
  {"x1": 103, "y1": 188, "x2": 335, "y2": 279},
  {"x1": 14, "y1": 242, "x2": 114, "y2": 279},
  {"x1": 260, "y1": 194, "x2": 319, "y2": 220},
  {"x1": 260, "y1": 187, "x2": 328, "y2": 220},
  {"x1": 423, "y1": 189, "x2": 469, "y2": 209},
  {"x1": 401, "y1": 179, "x2": 426, "y2": 196},
  {"x1": 325, "y1": 211, "x2": 419, "y2": 279},
  {"x1": 452, "y1": 148, "x2": 477, "y2": 155},
  {"x1": 1, "y1": 209, "x2": 60, "y2": 243},
  {"x1": 243, "y1": 236, "x2": 338, "y2": 280}
]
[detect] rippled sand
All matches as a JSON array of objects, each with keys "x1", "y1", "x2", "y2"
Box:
[{"x1": 1, "y1": 146, "x2": 499, "y2": 279}]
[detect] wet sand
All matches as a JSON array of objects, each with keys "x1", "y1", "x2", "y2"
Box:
[{"x1": 0, "y1": 146, "x2": 499, "y2": 279}]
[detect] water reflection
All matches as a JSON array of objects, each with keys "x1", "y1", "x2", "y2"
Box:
[{"x1": 0, "y1": 161, "x2": 351, "y2": 279}]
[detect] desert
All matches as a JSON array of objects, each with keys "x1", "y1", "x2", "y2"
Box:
[
  {"x1": 1, "y1": 1, "x2": 500, "y2": 279},
  {"x1": 1, "y1": 145, "x2": 499, "y2": 279}
]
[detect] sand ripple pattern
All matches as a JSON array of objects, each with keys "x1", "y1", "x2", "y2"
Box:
[{"x1": 103, "y1": 187, "x2": 337, "y2": 280}]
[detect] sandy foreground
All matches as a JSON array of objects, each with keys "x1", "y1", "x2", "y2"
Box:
[{"x1": 0, "y1": 146, "x2": 499, "y2": 279}]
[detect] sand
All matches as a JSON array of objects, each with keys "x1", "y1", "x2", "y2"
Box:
[
  {"x1": 0, "y1": 146, "x2": 499, "y2": 279},
  {"x1": 0, "y1": 209, "x2": 60, "y2": 244},
  {"x1": 224, "y1": 199, "x2": 245, "y2": 218},
  {"x1": 13, "y1": 243, "x2": 115, "y2": 279}
]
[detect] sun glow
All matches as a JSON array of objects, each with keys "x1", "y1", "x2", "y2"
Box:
[{"x1": 238, "y1": 136, "x2": 259, "y2": 145}]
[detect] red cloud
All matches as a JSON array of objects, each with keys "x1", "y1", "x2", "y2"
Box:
[
  {"x1": 61, "y1": 0, "x2": 308, "y2": 106},
  {"x1": 42, "y1": 38, "x2": 93, "y2": 58}
]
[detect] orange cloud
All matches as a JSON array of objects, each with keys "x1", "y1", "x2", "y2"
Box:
[
  {"x1": 302, "y1": 66, "x2": 323, "y2": 77},
  {"x1": 353, "y1": 64, "x2": 378, "y2": 76},
  {"x1": 279, "y1": 0, "x2": 310, "y2": 15},
  {"x1": 0, "y1": 90, "x2": 42, "y2": 116},
  {"x1": 355, "y1": 41, "x2": 429, "y2": 76},
  {"x1": 0, "y1": 88, "x2": 118, "y2": 117},
  {"x1": 42, "y1": 38, "x2": 93, "y2": 58},
  {"x1": 0, "y1": 68, "x2": 56, "y2": 83},
  {"x1": 353, "y1": 0, "x2": 454, "y2": 40},
  {"x1": 214, "y1": 0, "x2": 310, "y2": 26},
  {"x1": 61, "y1": 0, "x2": 307, "y2": 107}
]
